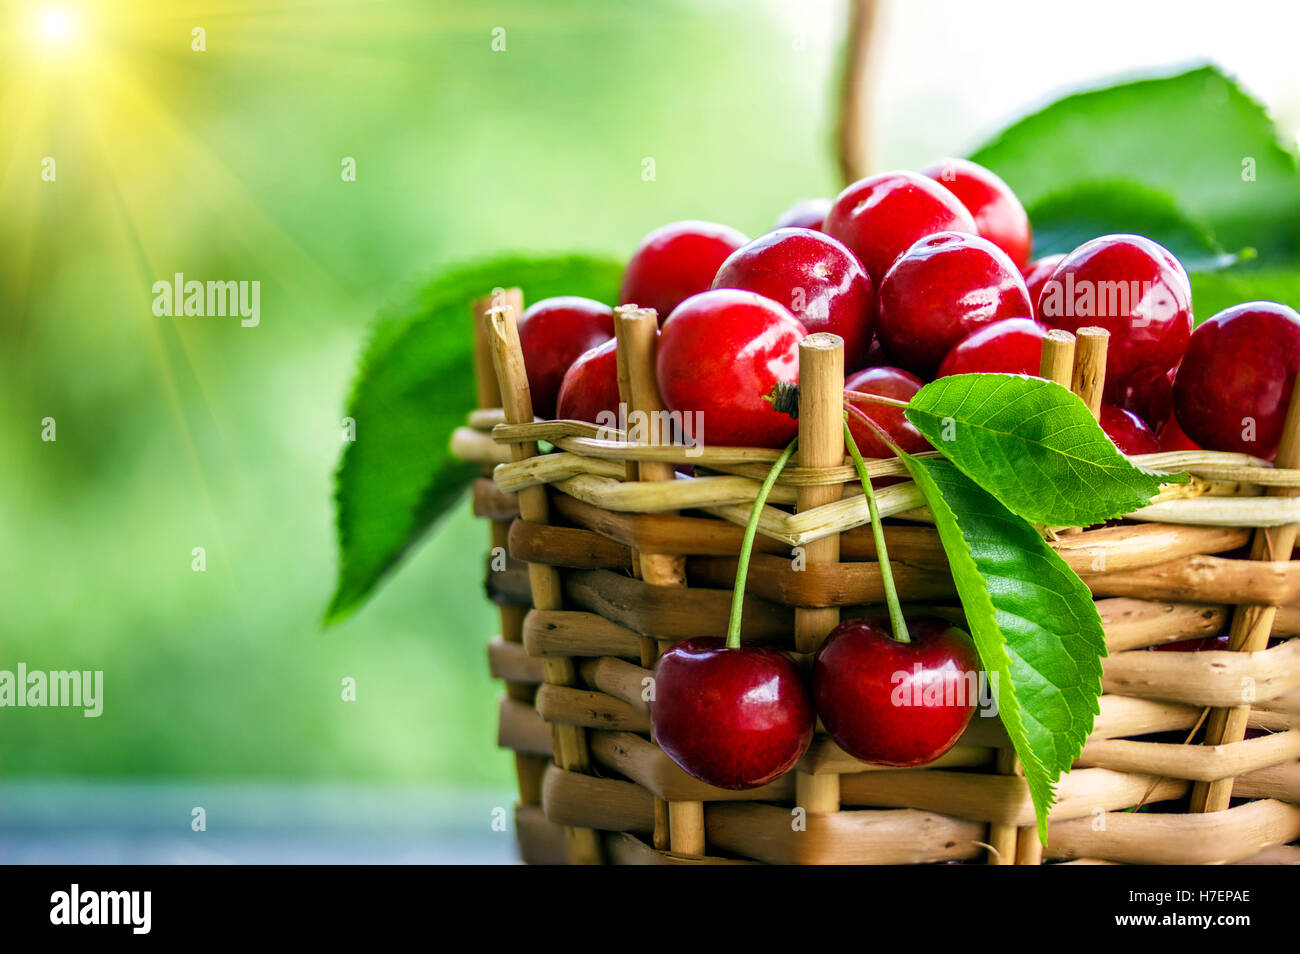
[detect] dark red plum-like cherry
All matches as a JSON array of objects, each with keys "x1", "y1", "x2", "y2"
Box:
[
  {"x1": 1021, "y1": 254, "x2": 1066, "y2": 319},
  {"x1": 656, "y1": 289, "x2": 807, "y2": 448},
  {"x1": 1158, "y1": 412, "x2": 1201, "y2": 452},
  {"x1": 774, "y1": 197, "x2": 832, "y2": 232},
  {"x1": 937, "y1": 317, "x2": 1046, "y2": 377},
  {"x1": 619, "y1": 220, "x2": 749, "y2": 322},
  {"x1": 921, "y1": 157, "x2": 1033, "y2": 269},
  {"x1": 1037, "y1": 235, "x2": 1192, "y2": 395},
  {"x1": 824, "y1": 171, "x2": 977, "y2": 285},
  {"x1": 556, "y1": 338, "x2": 620, "y2": 426},
  {"x1": 1100, "y1": 404, "x2": 1160, "y2": 455},
  {"x1": 1111, "y1": 365, "x2": 1175, "y2": 435},
  {"x1": 713, "y1": 227, "x2": 875, "y2": 371},
  {"x1": 843, "y1": 366, "x2": 932, "y2": 470},
  {"x1": 651, "y1": 638, "x2": 815, "y2": 790},
  {"x1": 876, "y1": 231, "x2": 1033, "y2": 376},
  {"x1": 812, "y1": 617, "x2": 981, "y2": 767},
  {"x1": 517, "y1": 296, "x2": 615, "y2": 419},
  {"x1": 1172, "y1": 301, "x2": 1300, "y2": 460}
]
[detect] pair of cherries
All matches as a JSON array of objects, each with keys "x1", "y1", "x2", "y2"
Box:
[{"x1": 651, "y1": 618, "x2": 980, "y2": 790}]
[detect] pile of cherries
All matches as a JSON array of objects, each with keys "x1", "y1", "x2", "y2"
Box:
[{"x1": 513, "y1": 159, "x2": 1300, "y2": 790}]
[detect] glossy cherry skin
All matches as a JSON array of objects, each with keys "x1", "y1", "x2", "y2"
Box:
[
  {"x1": 843, "y1": 366, "x2": 931, "y2": 460},
  {"x1": 937, "y1": 317, "x2": 1046, "y2": 377},
  {"x1": 556, "y1": 338, "x2": 620, "y2": 426},
  {"x1": 651, "y1": 638, "x2": 815, "y2": 790},
  {"x1": 656, "y1": 289, "x2": 807, "y2": 448},
  {"x1": 1037, "y1": 235, "x2": 1192, "y2": 394},
  {"x1": 1158, "y1": 412, "x2": 1201, "y2": 452},
  {"x1": 774, "y1": 197, "x2": 832, "y2": 232},
  {"x1": 619, "y1": 220, "x2": 749, "y2": 322},
  {"x1": 1114, "y1": 366, "x2": 1174, "y2": 434},
  {"x1": 876, "y1": 231, "x2": 1033, "y2": 376},
  {"x1": 1154, "y1": 634, "x2": 1231, "y2": 653},
  {"x1": 713, "y1": 228, "x2": 875, "y2": 371},
  {"x1": 1021, "y1": 254, "x2": 1066, "y2": 319},
  {"x1": 921, "y1": 157, "x2": 1033, "y2": 269},
  {"x1": 517, "y1": 297, "x2": 615, "y2": 419},
  {"x1": 824, "y1": 171, "x2": 977, "y2": 285},
  {"x1": 1100, "y1": 404, "x2": 1160, "y2": 455},
  {"x1": 812, "y1": 617, "x2": 980, "y2": 767},
  {"x1": 1172, "y1": 301, "x2": 1300, "y2": 460}
]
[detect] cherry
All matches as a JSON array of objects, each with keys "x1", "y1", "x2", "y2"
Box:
[
  {"x1": 1172, "y1": 301, "x2": 1300, "y2": 460},
  {"x1": 1036, "y1": 235, "x2": 1192, "y2": 395},
  {"x1": 921, "y1": 157, "x2": 1033, "y2": 269},
  {"x1": 1153, "y1": 634, "x2": 1230, "y2": 652},
  {"x1": 1021, "y1": 253, "x2": 1065, "y2": 319},
  {"x1": 937, "y1": 317, "x2": 1046, "y2": 377},
  {"x1": 824, "y1": 171, "x2": 977, "y2": 285},
  {"x1": 1158, "y1": 412, "x2": 1201, "y2": 452},
  {"x1": 1100, "y1": 404, "x2": 1159, "y2": 455},
  {"x1": 516, "y1": 296, "x2": 615, "y2": 419},
  {"x1": 656, "y1": 289, "x2": 807, "y2": 448},
  {"x1": 619, "y1": 220, "x2": 749, "y2": 322},
  {"x1": 555, "y1": 338, "x2": 620, "y2": 426},
  {"x1": 812, "y1": 617, "x2": 980, "y2": 767},
  {"x1": 876, "y1": 231, "x2": 1033, "y2": 376},
  {"x1": 651, "y1": 638, "x2": 814, "y2": 789},
  {"x1": 843, "y1": 366, "x2": 932, "y2": 460},
  {"x1": 1113, "y1": 366, "x2": 1174, "y2": 434},
  {"x1": 774, "y1": 197, "x2": 831, "y2": 232},
  {"x1": 713, "y1": 227, "x2": 875, "y2": 371}
]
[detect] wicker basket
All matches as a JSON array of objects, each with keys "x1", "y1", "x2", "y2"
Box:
[{"x1": 455, "y1": 288, "x2": 1300, "y2": 865}]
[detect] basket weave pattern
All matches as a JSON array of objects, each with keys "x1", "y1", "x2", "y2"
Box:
[{"x1": 460, "y1": 294, "x2": 1300, "y2": 865}]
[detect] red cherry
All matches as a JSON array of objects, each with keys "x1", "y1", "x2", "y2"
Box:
[
  {"x1": 876, "y1": 231, "x2": 1033, "y2": 376},
  {"x1": 1036, "y1": 235, "x2": 1192, "y2": 394},
  {"x1": 713, "y1": 228, "x2": 876, "y2": 371},
  {"x1": 1113, "y1": 365, "x2": 1174, "y2": 434},
  {"x1": 824, "y1": 171, "x2": 977, "y2": 285},
  {"x1": 517, "y1": 297, "x2": 615, "y2": 419},
  {"x1": 1100, "y1": 404, "x2": 1160, "y2": 455},
  {"x1": 556, "y1": 338, "x2": 620, "y2": 426},
  {"x1": 656, "y1": 289, "x2": 806, "y2": 448},
  {"x1": 1172, "y1": 301, "x2": 1300, "y2": 460},
  {"x1": 774, "y1": 197, "x2": 832, "y2": 232},
  {"x1": 1158, "y1": 412, "x2": 1201, "y2": 452},
  {"x1": 843, "y1": 366, "x2": 931, "y2": 460},
  {"x1": 619, "y1": 220, "x2": 749, "y2": 322},
  {"x1": 651, "y1": 638, "x2": 814, "y2": 790},
  {"x1": 1021, "y1": 254, "x2": 1066, "y2": 319},
  {"x1": 937, "y1": 317, "x2": 1046, "y2": 377},
  {"x1": 812, "y1": 617, "x2": 980, "y2": 767},
  {"x1": 921, "y1": 157, "x2": 1033, "y2": 269},
  {"x1": 1154, "y1": 635, "x2": 1231, "y2": 652}
]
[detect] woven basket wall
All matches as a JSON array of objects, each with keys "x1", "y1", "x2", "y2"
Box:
[{"x1": 457, "y1": 290, "x2": 1300, "y2": 865}]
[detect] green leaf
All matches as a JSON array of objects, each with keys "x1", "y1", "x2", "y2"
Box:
[
  {"x1": 970, "y1": 65, "x2": 1300, "y2": 264},
  {"x1": 1190, "y1": 266, "x2": 1300, "y2": 325},
  {"x1": 903, "y1": 454, "x2": 1106, "y2": 842},
  {"x1": 326, "y1": 253, "x2": 624, "y2": 625},
  {"x1": 1027, "y1": 180, "x2": 1240, "y2": 271},
  {"x1": 905, "y1": 373, "x2": 1178, "y2": 527}
]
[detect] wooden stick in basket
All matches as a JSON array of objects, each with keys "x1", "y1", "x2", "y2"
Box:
[
  {"x1": 613, "y1": 304, "x2": 685, "y2": 852},
  {"x1": 1190, "y1": 380, "x2": 1300, "y2": 812},
  {"x1": 794, "y1": 333, "x2": 847, "y2": 817},
  {"x1": 486, "y1": 297, "x2": 604, "y2": 865},
  {"x1": 986, "y1": 329, "x2": 1078, "y2": 864},
  {"x1": 473, "y1": 288, "x2": 547, "y2": 807},
  {"x1": 1071, "y1": 327, "x2": 1110, "y2": 421}
]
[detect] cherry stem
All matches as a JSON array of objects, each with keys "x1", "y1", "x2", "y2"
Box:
[
  {"x1": 844, "y1": 388, "x2": 910, "y2": 410},
  {"x1": 842, "y1": 417, "x2": 911, "y2": 645},
  {"x1": 726, "y1": 438, "x2": 798, "y2": 650}
]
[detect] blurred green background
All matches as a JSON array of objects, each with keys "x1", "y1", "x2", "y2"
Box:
[
  {"x1": 0, "y1": 0, "x2": 843, "y2": 787},
  {"x1": 5, "y1": 0, "x2": 1299, "y2": 803}
]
